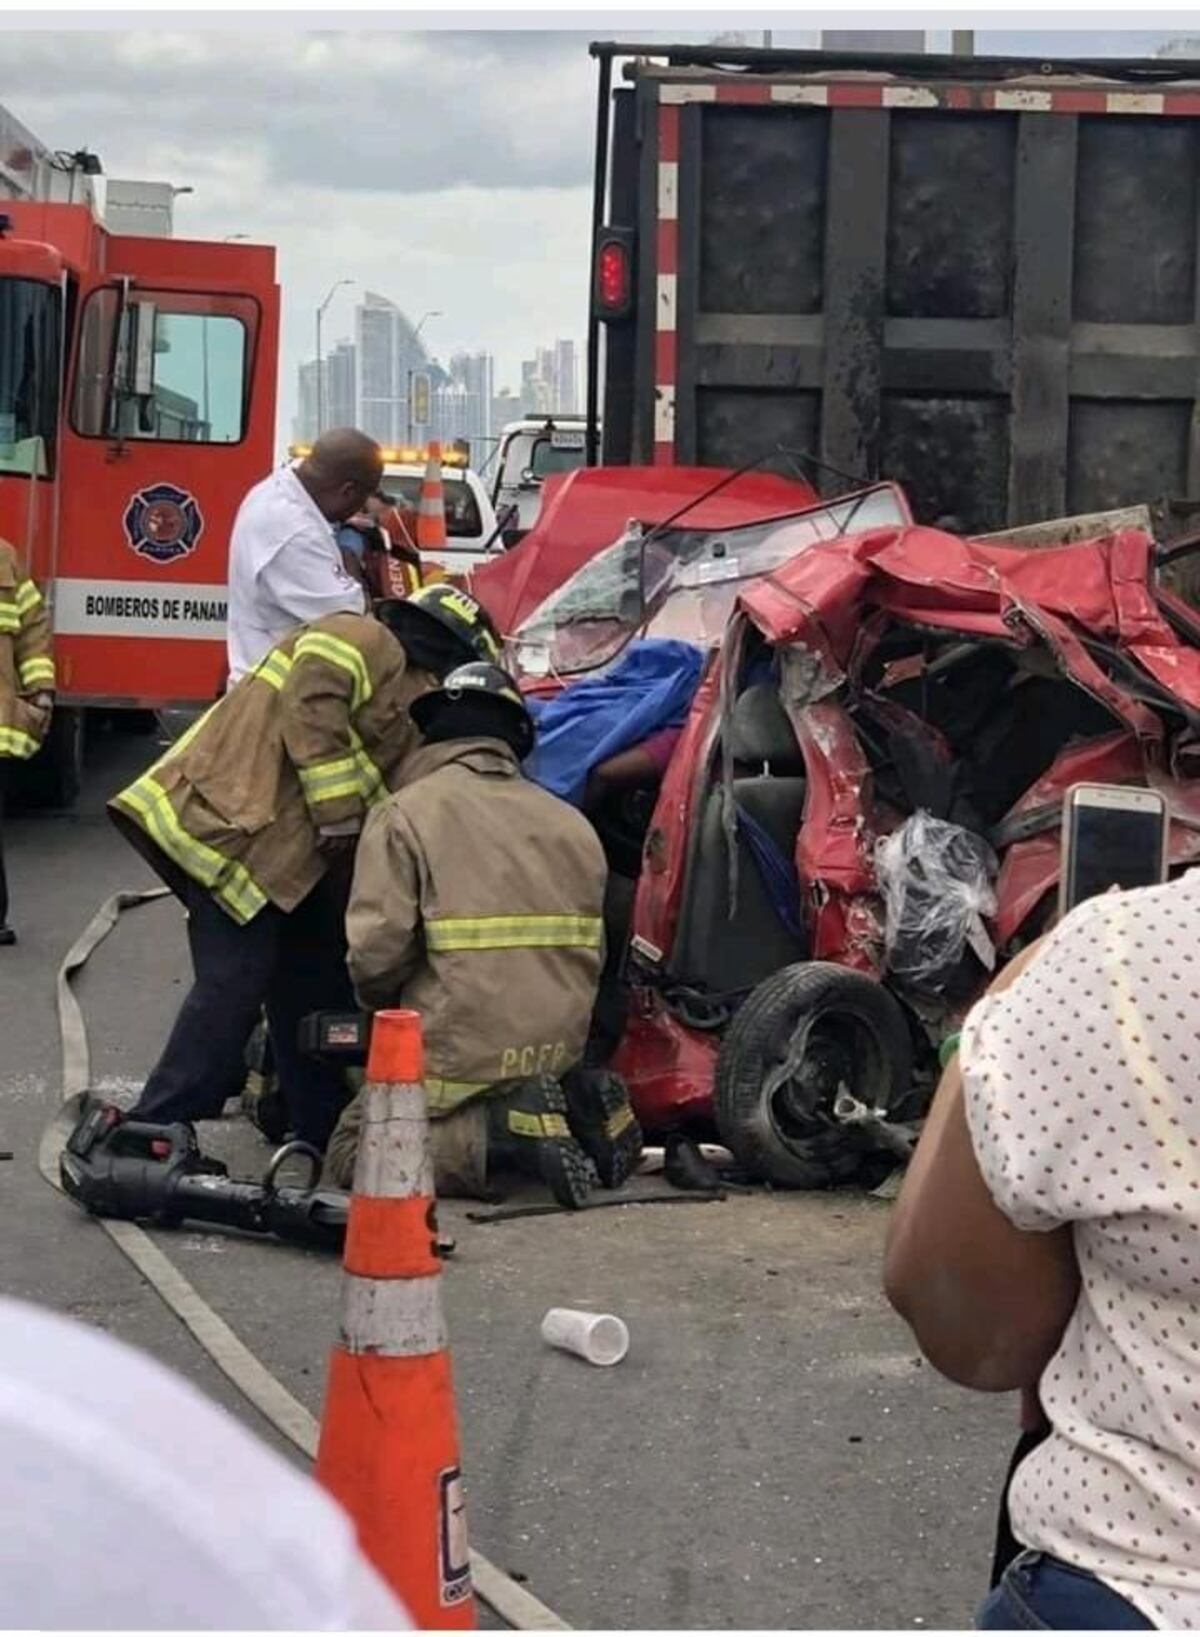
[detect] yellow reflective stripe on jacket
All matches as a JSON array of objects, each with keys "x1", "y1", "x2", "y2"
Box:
[
  {"x1": 14, "y1": 580, "x2": 42, "y2": 617},
  {"x1": 427, "y1": 1076, "x2": 491, "y2": 1101},
  {"x1": 254, "y1": 650, "x2": 294, "y2": 693},
  {"x1": 348, "y1": 729, "x2": 385, "y2": 806},
  {"x1": 425, "y1": 914, "x2": 604, "y2": 953},
  {"x1": 293, "y1": 632, "x2": 372, "y2": 711},
  {"x1": 297, "y1": 736, "x2": 385, "y2": 810},
  {"x1": 115, "y1": 774, "x2": 268, "y2": 925},
  {"x1": 18, "y1": 655, "x2": 55, "y2": 689},
  {"x1": 0, "y1": 725, "x2": 40, "y2": 759},
  {"x1": 296, "y1": 755, "x2": 363, "y2": 806},
  {"x1": 0, "y1": 605, "x2": 19, "y2": 635}
]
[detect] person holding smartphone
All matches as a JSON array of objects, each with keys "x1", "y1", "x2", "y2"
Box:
[{"x1": 885, "y1": 802, "x2": 1200, "y2": 1628}]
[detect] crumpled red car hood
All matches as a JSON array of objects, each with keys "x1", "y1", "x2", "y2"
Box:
[
  {"x1": 740, "y1": 523, "x2": 1200, "y2": 716},
  {"x1": 469, "y1": 464, "x2": 818, "y2": 635}
]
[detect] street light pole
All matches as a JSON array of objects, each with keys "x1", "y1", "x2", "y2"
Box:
[
  {"x1": 406, "y1": 309, "x2": 442, "y2": 446},
  {"x1": 315, "y1": 278, "x2": 354, "y2": 436}
]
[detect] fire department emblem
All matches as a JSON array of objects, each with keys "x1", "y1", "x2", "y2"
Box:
[{"x1": 122, "y1": 482, "x2": 204, "y2": 566}]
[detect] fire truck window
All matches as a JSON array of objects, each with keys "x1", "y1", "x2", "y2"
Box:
[
  {"x1": 0, "y1": 278, "x2": 62, "y2": 479},
  {"x1": 72, "y1": 291, "x2": 249, "y2": 444},
  {"x1": 145, "y1": 313, "x2": 246, "y2": 443}
]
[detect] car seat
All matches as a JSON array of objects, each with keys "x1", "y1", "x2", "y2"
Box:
[{"x1": 669, "y1": 683, "x2": 809, "y2": 996}]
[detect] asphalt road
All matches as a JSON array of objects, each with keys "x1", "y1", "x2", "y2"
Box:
[{"x1": 1, "y1": 724, "x2": 1018, "y2": 1629}]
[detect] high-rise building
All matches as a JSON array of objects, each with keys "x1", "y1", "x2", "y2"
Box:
[
  {"x1": 553, "y1": 340, "x2": 579, "y2": 415},
  {"x1": 294, "y1": 294, "x2": 499, "y2": 461},
  {"x1": 294, "y1": 339, "x2": 357, "y2": 443},
  {"x1": 355, "y1": 292, "x2": 437, "y2": 445},
  {"x1": 294, "y1": 358, "x2": 321, "y2": 444},
  {"x1": 518, "y1": 342, "x2": 582, "y2": 417},
  {"x1": 324, "y1": 339, "x2": 356, "y2": 432},
  {"x1": 436, "y1": 350, "x2": 494, "y2": 454}
]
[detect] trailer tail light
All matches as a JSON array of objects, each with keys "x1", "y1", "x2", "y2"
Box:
[{"x1": 594, "y1": 228, "x2": 634, "y2": 322}]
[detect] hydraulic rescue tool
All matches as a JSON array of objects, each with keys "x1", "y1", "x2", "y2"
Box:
[{"x1": 60, "y1": 1098, "x2": 349, "y2": 1251}]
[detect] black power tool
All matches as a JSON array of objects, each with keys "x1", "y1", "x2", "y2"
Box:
[{"x1": 60, "y1": 1098, "x2": 349, "y2": 1252}]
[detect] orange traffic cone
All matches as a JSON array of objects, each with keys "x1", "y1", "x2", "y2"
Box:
[
  {"x1": 315, "y1": 1010, "x2": 475, "y2": 1628},
  {"x1": 416, "y1": 441, "x2": 449, "y2": 552}
]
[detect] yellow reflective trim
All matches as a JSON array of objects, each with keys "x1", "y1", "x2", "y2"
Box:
[
  {"x1": 0, "y1": 725, "x2": 40, "y2": 759},
  {"x1": 18, "y1": 657, "x2": 55, "y2": 688},
  {"x1": 426, "y1": 1076, "x2": 489, "y2": 1099},
  {"x1": 254, "y1": 650, "x2": 294, "y2": 693},
  {"x1": 14, "y1": 580, "x2": 41, "y2": 616},
  {"x1": 507, "y1": 1110, "x2": 572, "y2": 1139},
  {"x1": 425, "y1": 914, "x2": 604, "y2": 953},
  {"x1": 114, "y1": 775, "x2": 268, "y2": 925},
  {"x1": 605, "y1": 1105, "x2": 636, "y2": 1139},
  {"x1": 293, "y1": 632, "x2": 372, "y2": 711},
  {"x1": 348, "y1": 729, "x2": 385, "y2": 806},
  {"x1": 304, "y1": 780, "x2": 362, "y2": 805},
  {"x1": 297, "y1": 755, "x2": 360, "y2": 795},
  {"x1": 0, "y1": 607, "x2": 20, "y2": 634}
]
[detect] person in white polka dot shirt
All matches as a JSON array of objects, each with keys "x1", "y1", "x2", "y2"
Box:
[{"x1": 886, "y1": 872, "x2": 1200, "y2": 1630}]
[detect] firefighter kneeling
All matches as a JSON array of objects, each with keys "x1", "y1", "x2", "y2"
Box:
[
  {"x1": 326, "y1": 664, "x2": 643, "y2": 1208},
  {"x1": 105, "y1": 586, "x2": 500, "y2": 1148}
]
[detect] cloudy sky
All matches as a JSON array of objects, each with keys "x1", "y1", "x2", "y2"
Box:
[{"x1": 1, "y1": 24, "x2": 1192, "y2": 453}]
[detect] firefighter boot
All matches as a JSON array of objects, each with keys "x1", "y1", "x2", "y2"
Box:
[
  {"x1": 487, "y1": 1077, "x2": 594, "y2": 1210},
  {"x1": 562, "y1": 1068, "x2": 643, "y2": 1189}
]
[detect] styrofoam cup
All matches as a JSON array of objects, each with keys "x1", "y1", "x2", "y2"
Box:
[{"x1": 540, "y1": 1307, "x2": 629, "y2": 1367}]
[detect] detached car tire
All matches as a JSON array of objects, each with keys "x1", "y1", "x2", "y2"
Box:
[{"x1": 714, "y1": 961, "x2": 913, "y2": 1188}]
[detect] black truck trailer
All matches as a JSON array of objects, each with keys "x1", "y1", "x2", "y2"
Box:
[{"x1": 587, "y1": 41, "x2": 1200, "y2": 534}]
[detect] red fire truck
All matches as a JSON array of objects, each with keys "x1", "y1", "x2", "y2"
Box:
[{"x1": 0, "y1": 199, "x2": 280, "y2": 801}]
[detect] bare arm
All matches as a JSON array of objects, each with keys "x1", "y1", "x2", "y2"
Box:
[{"x1": 883, "y1": 939, "x2": 1080, "y2": 1392}]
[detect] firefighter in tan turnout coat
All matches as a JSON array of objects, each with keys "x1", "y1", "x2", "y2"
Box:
[
  {"x1": 326, "y1": 663, "x2": 643, "y2": 1208},
  {"x1": 106, "y1": 585, "x2": 501, "y2": 1147},
  {"x1": 0, "y1": 538, "x2": 56, "y2": 946}
]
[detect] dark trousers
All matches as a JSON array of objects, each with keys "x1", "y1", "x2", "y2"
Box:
[
  {"x1": 0, "y1": 761, "x2": 8, "y2": 926},
  {"x1": 133, "y1": 876, "x2": 355, "y2": 1148}
]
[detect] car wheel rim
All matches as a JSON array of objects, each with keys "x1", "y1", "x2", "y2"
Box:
[{"x1": 764, "y1": 1010, "x2": 884, "y2": 1152}]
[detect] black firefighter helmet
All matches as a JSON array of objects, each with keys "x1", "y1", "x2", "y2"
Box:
[
  {"x1": 377, "y1": 583, "x2": 502, "y2": 679},
  {"x1": 410, "y1": 661, "x2": 536, "y2": 761}
]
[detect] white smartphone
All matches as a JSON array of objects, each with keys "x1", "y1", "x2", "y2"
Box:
[{"x1": 1059, "y1": 783, "x2": 1169, "y2": 915}]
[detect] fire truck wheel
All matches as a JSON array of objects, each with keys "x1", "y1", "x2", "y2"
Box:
[
  {"x1": 19, "y1": 707, "x2": 85, "y2": 810},
  {"x1": 714, "y1": 962, "x2": 913, "y2": 1189}
]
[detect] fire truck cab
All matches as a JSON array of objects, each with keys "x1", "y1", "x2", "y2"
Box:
[{"x1": 0, "y1": 200, "x2": 279, "y2": 802}]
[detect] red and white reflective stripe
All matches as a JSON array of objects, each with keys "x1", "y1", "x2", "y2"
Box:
[
  {"x1": 654, "y1": 102, "x2": 680, "y2": 466},
  {"x1": 656, "y1": 76, "x2": 1200, "y2": 117},
  {"x1": 340, "y1": 1271, "x2": 449, "y2": 1357},
  {"x1": 353, "y1": 1083, "x2": 435, "y2": 1200}
]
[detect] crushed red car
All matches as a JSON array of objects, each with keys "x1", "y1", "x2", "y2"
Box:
[{"x1": 494, "y1": 482, "x2": 1200, "y2": 1188}]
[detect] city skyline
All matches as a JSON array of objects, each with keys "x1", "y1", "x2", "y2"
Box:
[{"x1": 293, "y1": 288, "x2": 581, "y2": 456}]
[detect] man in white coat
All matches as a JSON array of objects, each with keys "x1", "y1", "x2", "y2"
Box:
[{"x1": 226, "y1": 428, "x2": 383, "y2": 684}]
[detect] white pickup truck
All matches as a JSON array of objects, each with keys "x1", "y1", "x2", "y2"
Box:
[{"x1": 491, "y1": 417, "x2": 589, "y2": 543}]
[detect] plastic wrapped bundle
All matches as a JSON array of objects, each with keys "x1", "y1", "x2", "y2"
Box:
[{"x1": 876, "y1": 811, "x2": 999, "y2": 998}]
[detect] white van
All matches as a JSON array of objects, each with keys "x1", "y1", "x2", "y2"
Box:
[{"x1": 491, "y1": 417, "x2": 590, "y2": 542}]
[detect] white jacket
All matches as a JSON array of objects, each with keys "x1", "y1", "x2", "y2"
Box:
[{"x1": 226, "y1": 463, "x2": 365, "y2": 683}]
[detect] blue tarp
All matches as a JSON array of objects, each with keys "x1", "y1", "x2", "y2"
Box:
[{"x1": 524, "y1": 639, "x2": 705, "y2": 807}]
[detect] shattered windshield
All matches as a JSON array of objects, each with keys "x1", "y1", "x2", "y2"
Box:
[{"x1": 511, "y1": 484, "x2": 910, "y2": 679}]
